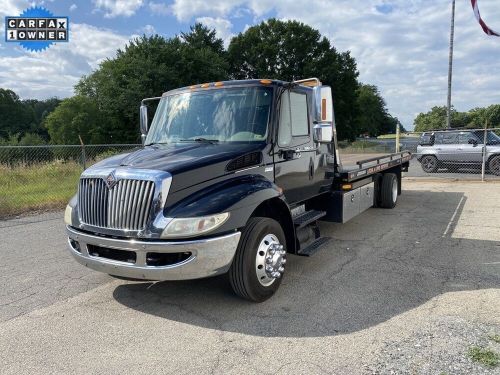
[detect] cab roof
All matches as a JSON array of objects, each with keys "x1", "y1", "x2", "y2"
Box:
[{"x1": 163, "y1": 78, "x2": 322, "y2": 96}]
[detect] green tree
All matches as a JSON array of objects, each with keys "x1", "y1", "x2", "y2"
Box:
[
  {"x1": 18, "y1": 132, "x2": 46, "y2": 145},
  {"x1": 414, "y1": 106, "x2": 472, "y2": 132},
  {"x1": 468, "y1": 105, "x2": 500, "y2": 128},
  {"x1": 227, "y1": 19, "x2": 360, "y2": 140},
  {"x1": 0, "y1": 88, "x2": 35, "y2": 138},
  {"x1": 181, "y1": 23, "x2": 225, "y2": 55},
  {"x1": 355, "y1": 84, "x2": 386, "y2": 136},
  {"x1": 44, "y1": 96, "x2": 104, "y2": 144},
  {"x1": 76, "y1": 30, "x2": 228, "y2": 143},
  {"x1": 22, "y1": 97, "x2": 61, "y2": 139}
]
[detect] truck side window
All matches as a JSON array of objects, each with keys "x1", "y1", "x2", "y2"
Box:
[
  {"x1": 278, "y1": 91, "x2": 292, "y2": 146},
  {"x1": 290, "y1": 92, "x2": 309, "y2": 136},
  {"x1": 278, "y1": 91, "x2": 309, "y2": 146}
]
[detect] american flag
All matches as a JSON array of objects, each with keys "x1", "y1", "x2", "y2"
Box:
[{"x1": 471, "y1": 0, "x2": 500, "y2": 36}]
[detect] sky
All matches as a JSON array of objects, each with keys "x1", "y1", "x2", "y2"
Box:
[{"x1": 0, "y1": 0, "x2": 499, "y2": 130}]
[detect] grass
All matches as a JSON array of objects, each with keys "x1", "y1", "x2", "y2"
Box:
[
  {"x1": 377, "y1": 133, "x2": 420, "y2": 139},
  {"x1": 467, "y1": 346, "x2": 500, "y2": 368},
  {"x1": 0, "y1": 161, "x2": 82, "y2": 218}
]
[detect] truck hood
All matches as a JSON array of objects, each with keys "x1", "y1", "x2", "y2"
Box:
[{"x1": 88, "y1": 142, "x2": 265, "y2": 192}]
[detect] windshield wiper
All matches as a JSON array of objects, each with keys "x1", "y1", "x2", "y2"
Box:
[
  {"x1": 179, "y1": 138, "x2": 219, "y2": 144},
  {"x1": 145, "y1": 142, "x2": 168, "y2": 146}
]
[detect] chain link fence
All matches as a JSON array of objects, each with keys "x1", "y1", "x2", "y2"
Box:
[
  {"x1": 0, "y1": 144, "x2": 140, "y2": 218},
  {"x1": 1, "y1": 129, "x2": 498, "y2": 219},
  {"x1": 403, "y1": 128, "x2": 500, "y2": 181}
]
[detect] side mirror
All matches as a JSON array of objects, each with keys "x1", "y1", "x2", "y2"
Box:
[
  {"x1": 313, "y1": 123, "x2": 333, "y2": 143},
  {"x1": 140, "y1": 104, "x2": 148, "y2": 144},
  {"x1": 468, "y1": 138, "x2": 478, "y2": 146},
  {"x1": 312, "y1": 86, "x2": 333, "y2": 123}
]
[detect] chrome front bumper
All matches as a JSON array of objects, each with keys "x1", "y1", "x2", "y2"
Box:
[{"x1": 66, "y1": 226, "x2": 241, "y2": 280}]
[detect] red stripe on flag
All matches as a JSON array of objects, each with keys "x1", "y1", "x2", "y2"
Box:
[{"x1": 471, "y1": 0, "x2": 500, "y2": 37}]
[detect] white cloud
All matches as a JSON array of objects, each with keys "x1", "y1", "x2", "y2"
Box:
[
  {"x1": 92, "y1": 0, "x2": 143, "y2": 18},
  {"x1": 138, "y1": 24, "x2": 156, "y2": 35},
  {"x1": 0, "y1": 23, "x2": 132, "y2": 99},
  {"x1": 2, "y1": 0, "x2": 500, "y2": 130},
  {"x1": 148, "y1": 1, "x2": 169, "y2": 16},
  {"x1": 0, "y1": 0, "x2": 22, "y2": 14},
  {"x1": 170, "y1": 0, "x2": 500, "y2": 129},
  {"x1": 69, "y1": 3, "x2": 77, "y2": 12},
  {"x1": 195, "y1": 16, "x2": 233, "y2": 47}
]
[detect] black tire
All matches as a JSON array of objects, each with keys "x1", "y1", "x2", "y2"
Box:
[
  {"x1": 229, "y1": 217, "x2": 286, "y2": 302},
  {"x1": 420, "y1": 155, "x2": 438, "y2": 173},
  {"x1": 379, "y1": 173, "x2": 398, "y2": 209},
  {"x1": 489, "y1": 155, "x2": 500, "y2": 176}
]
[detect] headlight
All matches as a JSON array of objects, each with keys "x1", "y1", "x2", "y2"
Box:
[
  {"x1": 161, "y1": 213, "x2": 229, "y2": 238},
  {"x1": 64, "y1": 205, "x2": 73, "y2": 225}
]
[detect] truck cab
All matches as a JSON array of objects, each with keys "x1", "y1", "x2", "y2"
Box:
[{"x1": 65, "y1": 78, "x2": 410, "y2": 302}]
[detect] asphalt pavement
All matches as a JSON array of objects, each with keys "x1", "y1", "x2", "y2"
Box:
[{"x1": 0, "y1": 180, "x2": 499, "y2": 374}]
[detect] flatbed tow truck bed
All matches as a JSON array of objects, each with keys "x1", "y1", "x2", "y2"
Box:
[{"x1": 338, "y1": 151, "x2": 412, "y2": 182}]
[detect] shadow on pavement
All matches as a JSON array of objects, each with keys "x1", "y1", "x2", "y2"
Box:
[{"x1": 113, "y1": 189, "x2": 500, "y2": 337}]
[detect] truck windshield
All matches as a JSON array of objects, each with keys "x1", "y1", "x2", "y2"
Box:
[{"x1": 146, "y1": 86, "x2": 273, "y2": 144}]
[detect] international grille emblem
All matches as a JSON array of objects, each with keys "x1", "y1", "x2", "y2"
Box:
[{"x1": 105, "y1": 171, "x2": 117, "y2": 189}]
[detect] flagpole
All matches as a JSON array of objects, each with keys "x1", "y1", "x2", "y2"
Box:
[{"x1": 446, "y1": 0, "x2": 456, "y2": 129}]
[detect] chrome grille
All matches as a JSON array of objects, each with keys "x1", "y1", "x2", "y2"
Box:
[{"x1": 78, "y1": 178, "x2": 155, "y2": 230}]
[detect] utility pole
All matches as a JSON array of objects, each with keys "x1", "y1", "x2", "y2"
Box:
[{"x1": 446, "y1": 0, "x2": 456, "y2": 129}]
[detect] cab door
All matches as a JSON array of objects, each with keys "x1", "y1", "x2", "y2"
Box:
[{"x1": 274, "y1": 88, "x2": 316, "y2": 204}]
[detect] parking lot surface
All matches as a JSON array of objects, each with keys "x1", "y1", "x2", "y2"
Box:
[{"x1": 1, "y1": 180, "x2": 499, "y2": 374}]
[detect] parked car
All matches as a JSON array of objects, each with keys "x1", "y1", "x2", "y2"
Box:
[{"x1": 417, "y1": 129, "x2": 500, "y2": 175}]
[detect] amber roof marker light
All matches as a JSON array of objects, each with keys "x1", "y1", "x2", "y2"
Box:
[
  {"x1": 214, "y1": 82, "x2": 224, "y2": 87},
  {"x1": 260, "y1": 79, "x2": 272, "y2": 85}
]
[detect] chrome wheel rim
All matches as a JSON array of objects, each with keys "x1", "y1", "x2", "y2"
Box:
[
  {"x1": 422, "y1": 157, "x2": 436, "y2": 172},
  {"x1": 255, "y1": 234, "x2": 286, "y2": 287},
  {"x1": 392, "y1": 178, "x2": 398, "y2": 204}
]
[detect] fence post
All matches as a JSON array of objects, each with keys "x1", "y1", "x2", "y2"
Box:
[
  {"x1": 78, "y1": 135, "x2": 86, "y2": 170},
  {"x1": 481, "y1": 121, "x2": 488, "y2": 182},
  {"x1": 395, "y1": 123, "x2": 400, "y2": 153}
]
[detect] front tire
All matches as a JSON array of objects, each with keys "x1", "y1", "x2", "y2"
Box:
[{"x1": 229, "y1": 217, "x2": 286, "y2": 302}]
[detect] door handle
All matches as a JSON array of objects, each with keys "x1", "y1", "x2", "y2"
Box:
[{"x1": 279, "y1": 149, "x2": 296, "y2": 160}]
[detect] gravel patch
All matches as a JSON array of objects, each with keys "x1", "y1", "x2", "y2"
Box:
[{"x1": 366, "y1": 317, "x2": 500, "y2": 375}]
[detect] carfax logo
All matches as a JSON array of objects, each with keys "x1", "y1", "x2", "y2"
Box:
[{"x1": 5, "y1": 6, "x2": 69, "y2": 52}]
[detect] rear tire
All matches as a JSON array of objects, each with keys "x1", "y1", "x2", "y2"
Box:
[
  {"x1": 489, "y1": 155, "x2": 500, "y2": 176},
  {"x1": 379, "y1": 173, "x2": 398, "y2": 209},
  {"x1": 229, "y1": 217, "x2": 286, "y2": 302},
  {"x1": 420, "y1": 155, "x2": 438, "y2": 173}
]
